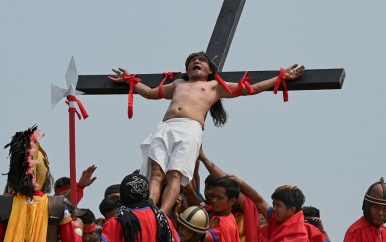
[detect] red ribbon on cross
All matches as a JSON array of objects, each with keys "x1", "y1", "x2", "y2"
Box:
[
  {"x1": 273, "y1": 68, "x2": 288, "y2": 102},
  {"x1": 66, "y1": 95, "x2": 89, "y2": 119},
  {"x1": 158, "y1": 72, "x2": 181, "y2": 98},
  {"x1": 123, "y1": 74, "x2": 141, "y2": 119}
]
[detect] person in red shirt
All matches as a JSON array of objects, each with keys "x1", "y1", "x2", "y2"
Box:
[
  {"x1": 230, "y1": 175, "x2": 329, "y2": 242},
  {"x1": 101, "y1": 173, "x2": 179, "y2": 242},
  {"x1": 344, "y1": 177, "x2": 386, "y2": 242},
  {"x1": 204, "y1": 177, "x2": 240, "y2": 242}
]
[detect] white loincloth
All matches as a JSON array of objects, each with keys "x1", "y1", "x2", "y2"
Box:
[{"x1": 140, "y1": 118, "x2": 203, "y2": 186}]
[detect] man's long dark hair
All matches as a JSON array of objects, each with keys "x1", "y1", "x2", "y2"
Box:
[{"x1": 182, "y1": 52, "x2": 227, "y2": 127}]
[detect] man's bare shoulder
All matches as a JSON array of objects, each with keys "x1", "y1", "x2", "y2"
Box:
[{"x1": 173, "y1": 79, "x2": 185, "y2": 84}]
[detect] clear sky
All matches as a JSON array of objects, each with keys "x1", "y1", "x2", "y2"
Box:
[{"x1": 1, "y1": 1, "x2": 386, "y2": 241}]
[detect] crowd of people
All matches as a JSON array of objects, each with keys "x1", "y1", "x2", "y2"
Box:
[{"x1": 1, "y1": 52, "x2": 385, "y2": 241}]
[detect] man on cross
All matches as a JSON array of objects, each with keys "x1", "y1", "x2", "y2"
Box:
[{"x1": 109, "y1": 51, "x2": 305, "y2": 215}]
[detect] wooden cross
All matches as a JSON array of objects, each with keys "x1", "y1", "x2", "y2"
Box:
[{"x1": 76, "y1": 0, "x2": 345, "y2": 96}]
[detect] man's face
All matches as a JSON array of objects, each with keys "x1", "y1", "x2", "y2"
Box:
[
  {"x1": 177, "y1": 223, "x2": 196, "y2": 241},
  {"x1": 82, "y1": 223, "x2": 96, "y2": 241},
  {"x1": 204, "y1": 184, "x2": 214, "y2": 205},
  {"x1": 211, "y1": 186, "x2": 234, "y2": 214},
  {"x1": 370, "y1": 203, "x2": 386, "y2": 226},
  {"x1": 272, "y1": 199, "x2": 295, "y2": 224},
  {"x1": 187, "y1": 55, "x2": 212, "y2": 80}
]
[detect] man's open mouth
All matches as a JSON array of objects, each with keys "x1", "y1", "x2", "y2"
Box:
[{"x1": 193, "y1": 65, "x2": 201, "y2": 70}]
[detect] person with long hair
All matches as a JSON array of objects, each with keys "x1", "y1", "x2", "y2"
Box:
[{"x1": 109, "y1": 52, "x2": 305, "y2": 215}]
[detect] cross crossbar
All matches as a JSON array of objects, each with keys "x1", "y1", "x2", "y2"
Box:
[
  {"x1": 77, "y1": 68, "x2": 345, "y2": 95},
  {"x1": 75, "y1": 0, "x2": 345, "y2": 94}
]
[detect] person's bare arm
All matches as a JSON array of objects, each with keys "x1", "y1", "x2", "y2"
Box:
[
  {"x1": 183, "y1": 181, "x2": 204, "y2": 206},
  {"x1": 226, "y1": 174, "x2": 270, "y2": 220},
  {"x1": 198, "y1": 146, "x2": 226, "y2": 179},
  {"x1": 314, "y1": 217, "x2": 331, "y2": 241},
  {"x1": 108, "y1": 68, "x2": 175, "y2": 99},
  {"x1": 193, "y1": 158, "x2": 200, "y2": 192},
  {"x1": 218, "y1": 64, "x2": 305, "y2": 98},
  {"x1": 199, "y1": 146, "x2": 245, "y2": 206}
]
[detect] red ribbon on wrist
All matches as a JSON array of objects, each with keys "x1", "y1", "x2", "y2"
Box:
[
  {"x1": 123, "y1": 74, "x2": 141, "y2": 119},
  {"x1": 158, "y1": 72, "x2": 181, "y2": 98},
  {"x1": 273, "y1": 68, "x2": 288, "y2": 102},
  {"x1": 66, "y1": 95, "x2": 89, "y2": 119}
]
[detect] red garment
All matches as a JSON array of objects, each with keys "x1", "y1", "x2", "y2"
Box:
[
  {"x1": 304, "y1": 223, "x2": 328, "y2": 242},
  {"x1": 344, "y1": 216, "x2": 386, "y2": 242},
  {"x1": 59, "y1": 222, "x2": 83, "y2": 242},
  {"x1": 259, "y1": 225, "x2": 268, "y2": 242},
  {"x1": 206, "y1": 213, "x2": 240, "y2": 242},
  {"x1": 243, "y1": 196, "x2": 259, "y2": 242},
  {"x1": 267, "y1": 210, "x2": 308, "y2": 242},
  {"x1": 75, "y1": 185, "x2": 84, "y2": 206},
  {"x1": 101, "y1": 206, "x2": 179, "y2": 242},
  {"x1": 0, "y1": 223, "x2": 5, "y2": 242}
]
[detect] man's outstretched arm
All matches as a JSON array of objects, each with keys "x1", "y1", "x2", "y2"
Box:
[
  {"x1": 218, "y1": 64, "x2": 305, "y2": 98},
  {"x1": 109, "y1": 67, "x2": 175, "y2": 99}
]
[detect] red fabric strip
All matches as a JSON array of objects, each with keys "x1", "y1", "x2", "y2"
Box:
[
  {"x1": 273, "y1": 68, "x2": 288, "y2": 102},
  {"x1": 55, "y1": 185, "x2": 71, "y2": 195},
  {"x1": 122, "y1": 74, "x2": 141, "y2": 119},
  {"x1": 158, "y1": 72, "x2": 181, "y2": 98},
  {"x1": 216, "y1": 72, "x2": 255, "y2": 96},
  {"x1": 66, "y1": 95, "x2": 89, "y2": 119},
  {"x1": 215, "y1": 74, "x2": 234, "y2": 94},
  {"x1": 83, "y1": 224, "x2": 96, "y2": 232}
]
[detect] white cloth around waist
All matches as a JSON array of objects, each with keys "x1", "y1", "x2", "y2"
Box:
[{"x1": 140, "y1": 118, "x2": 203, "y2": 186}]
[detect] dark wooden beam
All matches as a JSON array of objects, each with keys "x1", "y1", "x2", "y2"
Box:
[
  {"x1": 76, "y1": 68, "x2": 345, "y2": 95},
  {"x1": 206, "y1": 0, "x2": 246, "y2": 71}
]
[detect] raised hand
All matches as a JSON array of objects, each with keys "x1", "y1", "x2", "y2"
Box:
[
  {"x1": 108, "y1": 68, "x2": 131, "y2": 82},
  {"x1": 284, "y1": 64, "x2": 305, "y2": 80},
  {"x1": 77, "y1": 165, "x2": 97, "y2": 188}
]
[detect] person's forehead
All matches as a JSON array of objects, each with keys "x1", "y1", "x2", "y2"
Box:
[
  {"x1": 189, "y1": 54, "x2": 209, "y2": 62},
  {"x1": 212, "y1": 186, "x2": 226, "y2": 194},
  {"x1": 272, "y1": 199, "x2": 285, "y2": 205},
  {"x1": 371, "y1": 203, "x2": 386, "y2": 208}
]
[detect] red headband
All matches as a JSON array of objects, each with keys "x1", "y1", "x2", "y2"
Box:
[
  {"x1": 54, "y1": 185, "x2": 71, "y2": 195},
  {"x1": 83, "y1": 224, "x2": 96, "y2": 232}
]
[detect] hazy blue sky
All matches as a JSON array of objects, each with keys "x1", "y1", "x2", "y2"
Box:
[{"x1": 1, "y1": 1, "x2": 386, "y2": 240}]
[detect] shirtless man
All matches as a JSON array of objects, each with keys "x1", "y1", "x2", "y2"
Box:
[{"x1": 109, "y1": 52, "x2": 304, "y2": 215}]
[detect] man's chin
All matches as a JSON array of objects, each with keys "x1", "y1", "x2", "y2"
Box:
[{"x1": 373, "y1": 218, "x2": 385, "y2": 226}]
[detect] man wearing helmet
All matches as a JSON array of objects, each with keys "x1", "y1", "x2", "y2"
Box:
[
  {"x1": 344, "y1": 177, "x2": 386, "y2": 242},
  {"x1": 176, "y1": 205, "x2": 210, "y2": 242}
]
